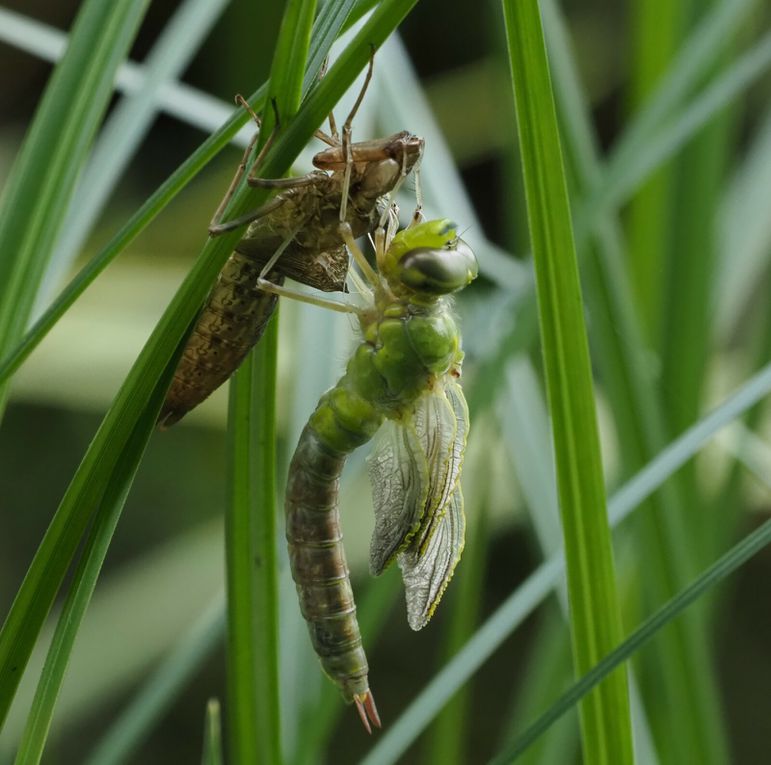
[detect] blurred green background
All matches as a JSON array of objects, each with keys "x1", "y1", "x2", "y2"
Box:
[{"x1": 1, "y1": 0, "x2": 770, "y2": 763}]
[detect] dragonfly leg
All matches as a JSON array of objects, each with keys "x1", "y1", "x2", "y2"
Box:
[
  {"x1": 248, "y1": 170, "x2": 327, "y2": 190},
  {"x1": 208, "y1": 195, "x2": 286, "y2": 236},
  {"x1": 255, "y1": 229, "x2": 361, "y2": 314},
  {"x1": 338, "y1": 52, "x2": 376, "y2": 223},
  {"x1": 256, "y1": 278, "x2": 360, "y2": 315},
  {"x1": 409, "y1": 164, "x2": 425, "y2": 227},
  {"x1": 340, "y1": 221, "x2": 380, "y2": 289},
  {"x1": 208, "y1": 96, "x2": 282, "y2": 235}
]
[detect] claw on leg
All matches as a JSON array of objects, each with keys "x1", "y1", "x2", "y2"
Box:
[{"x1": 354, "y1": 691, "x2": 381, "y2": 734}]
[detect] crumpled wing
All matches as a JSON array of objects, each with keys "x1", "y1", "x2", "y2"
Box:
[
  {"x1": 398, "y1": 379, "x2": 469, "y2": 630},
  {"x1": 367, "y1": 421, "x2": 430, "y2": 575},
  {"x1": 398, "y1": 487, "x2": 465, "y2": 630}
]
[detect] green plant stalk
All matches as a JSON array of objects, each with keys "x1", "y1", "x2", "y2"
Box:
[
  {"x1": 625, "y1": 0, "x2": 683, "y2": 342},
  {"x1": 226, "y1": 319, "x2": 282, "y2": 764},
  {"x1": 712, "y1": 296, "x2": 771, "y2": 554},
  {"x1": 502, "y1": 2, "x2": 633, "y2": 763},
  {"x1": 425, "y1": 494, "x2": 490, "y2": 765},
  {"x1": 502, "y1": 605, "x2": 577, "y2": 765},
  {"x1": 645, "y1": 102, "x2": 735, "y2": 765},
  {"x1": 541, "y1": 1, "x2": 731, "y2": 760},
  {"x1": 0, "y1": 0, "x2": 149, "y2": 421},
  {"x1": 0, "y1": 0, "x2": 417, "y2": 727},
  {"x1": 83, "y1": 598, "x2": 225, "y2": 765},
  {"x1": 223, "y1": 1, "x2": 315, "y2": 759},
  {"x1": 11, "y1": 365, "x2": 175, "y2": 764},
  {"x1": 660, "y1": 34, "x2": 737, "y2": 572},
  {"x1": 201, "y1": 699, "x2": 225, "y2": 765},
  {"x1": 491, "y1": 515, "x2": 771, "y2": 763}
]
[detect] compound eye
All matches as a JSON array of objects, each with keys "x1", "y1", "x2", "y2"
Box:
[{"x1": 399, "y1": 240, "x2": 478, "y2": 294}]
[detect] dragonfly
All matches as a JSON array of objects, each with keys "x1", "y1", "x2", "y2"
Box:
[
  {"x1": 159, "y1": 60, "x2": 424, "y2": 426},
  {"x1": 285, "y1": 213, "x2": 478, "y2": 732}
]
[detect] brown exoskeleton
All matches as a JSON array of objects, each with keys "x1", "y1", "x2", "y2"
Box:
[{"x1": 159, "y1": 60, "x2": 424, "y2": 426}]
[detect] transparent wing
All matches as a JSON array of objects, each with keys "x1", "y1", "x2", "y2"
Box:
[
  {"x1": 367, "y1": 420, "x2": 430, "y2": 575},
  {"x1": 410, "y1": 377, "x2": 468, "y2": 551},
  {"x1": 367, "y1": 379, "x2": 464, "y2": 574},
  {"x1": 398, "y1": 379, "x2": 469, "y2": 629},
  {"x1": 398, "y1": 487, "x2": 465, "y2": 630}
]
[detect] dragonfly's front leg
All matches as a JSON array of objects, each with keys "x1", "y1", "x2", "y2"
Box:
[
  {"x1": 209, "y1": 96, "x2": 323, "y2": 237},
  {"x1": 255, "y1": 277, "x2": 361, "y2": 315},
  {"x1": 254, "y1": 229, "x2": 362, "y2": 315},
  {"x1": 339, "y1": 221, "x2": 380, "y2": 291}
]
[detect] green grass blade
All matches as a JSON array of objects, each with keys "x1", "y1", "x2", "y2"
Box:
[
  {"x1": 0, "y1": 0, "x2": 361, "y2": 390},
  {"x1": 717, "y1": 105, "x2": 771, "y2": 336},
  {"x1": 501, "y1": 607, "x2": 577, "y2": 765},
  {"x1": 41, "y1": 0, "x2": 228, "y2": 302},
  {"x1": 12, "y1": 370, "x2": 173, "y2": 765},
  {"x1": 84, "y1": 598, "x2": 224, "y2": 765},
  {"x1": 361, "y1": 358, "x2": 771, "y2": 765},
  {"x1": 491, "y1": 517, "x2": 771, "y2": 763},
  {"x1": 201, "y1": 699, "x2": 224, "y2": 765},
  {"x1": 226, "y1": 323, "x2": 283, "y2": 764},
  {"x1": 0, "y1": 0, "x2": 150, "y2": 418},
  {"x1": 624, "y1": 0, "x2": 683, "y2": 341},
  {"x1": 0, "y1": 0, "x2": 415, "y2": 728},
  {"x1": 593, "y1": 27, "x2": 771, "y2": 219},
  {"x1": 648, "y1": 5, "x2": 737, "y2": 758},
  {"x1": 501, "y1": 1, "x2": 632, "y2": 762},
  {"x1": 223, "y1": 3, "x2": 315, "y2": 760},
  {"x1": 610, "y1": 0, "x2": 755, "y2": 182},
  {"x1": 542, "y1": 1, "x2": 730, "y2": 760}
]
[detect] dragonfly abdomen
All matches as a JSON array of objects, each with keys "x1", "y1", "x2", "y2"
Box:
[{"x1": 285, "y1": 425, "x2": 370, "y2": 702}]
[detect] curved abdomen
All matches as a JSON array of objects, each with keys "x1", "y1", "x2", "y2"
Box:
[{"x1": 285, "y1": 425, "x2": 370, "y2": 702}]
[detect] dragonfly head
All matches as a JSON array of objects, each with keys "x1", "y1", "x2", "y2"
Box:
[{"x1": 384, "y1": 219, "x2": 478, "y2": 298}]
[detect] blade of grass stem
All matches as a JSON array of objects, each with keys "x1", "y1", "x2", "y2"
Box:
[
  {"x1": 500, "y1": 606, "x2": 577, "y2": 765},
  {"x1": 38, "y1": 0, "x2": 229, "y2": 309},
  {"x1": 0, "y1": 0, "x2": 150, "y2": 420},
  {"x1": 502, "y1": 1, "x2": 632, "y2": 762},
  {"x1": 226, "y1": 322, "x2": 282, "y2": 764},
  {"x1": 491, "y1": 516, "x2": 771, "y2": 763},
  {"x1": 609, "y1": 0, "x2": 756, "y2": 183},
  {"x1": 624, "y1": 0, "x2": 683, "y2": 341},
  {"x1": 223, "y1": 2, "x2": 315, "y2": 759},
  {"x1": 588, "y1": 27, "x2": 771, "y2": 224},
  {"x1": 12, "y1": 370, "x2": 173, "y2": 765},
  {"x1": 201, "y1": 699, "x2": 224, "y2": 765},
  {"x1": 84, "y1": 597, "x2": 224, "y2": 765},
  {"x1": 542, "y1": 1, "x2": 730, "y2": 760}
]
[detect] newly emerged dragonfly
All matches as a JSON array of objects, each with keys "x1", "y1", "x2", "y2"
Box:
[
  {"x1": 160, "y1": 62, "x2": 424, "y2": 426},
  {"x1": 285, "y1": 215, "x2": 478, "y2": 731}
]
